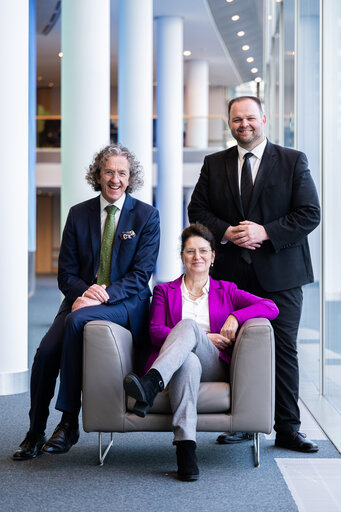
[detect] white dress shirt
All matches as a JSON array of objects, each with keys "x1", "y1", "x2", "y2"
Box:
[
  {"x1": 99, "y1": 193, "x2": 126, "y2": 239},
  {"x1": 181, "y1": 275, "x2": 211, "y2": 333},
  {"x1": 237, "y1": 137, "x2": 267, "y2": 190}
]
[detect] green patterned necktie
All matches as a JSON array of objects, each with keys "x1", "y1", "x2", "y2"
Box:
[{"x1": 97, "y1": 205, "x2": 118, "y2": 287}]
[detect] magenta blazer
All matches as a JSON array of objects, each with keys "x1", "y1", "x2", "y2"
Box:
[{"x1": 145, "y1": 275, "x2": 279, "y2": 372}]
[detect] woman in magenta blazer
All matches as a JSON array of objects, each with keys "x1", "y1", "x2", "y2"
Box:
[{"x1": 124, "y1": 223, "x2": 278, "y2": 481}]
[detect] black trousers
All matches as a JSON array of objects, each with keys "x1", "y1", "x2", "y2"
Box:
[
  {"x1": 29, "y1": 303, "x2": 129, "y2": 435},
  {"x1": 29, "y1": 308, "x2": 69, "y2": 435},
  {"x1": 212, "y1": 259, "x2": 303, "y2": 434}
]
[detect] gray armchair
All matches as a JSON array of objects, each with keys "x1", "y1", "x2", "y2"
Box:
[{"x1": 82, "y1": 318, "x2": 275, "y2": 467}]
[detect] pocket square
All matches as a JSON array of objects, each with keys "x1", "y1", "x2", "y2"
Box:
[{"x1": 119, "y1": 230, "x2": 136, "y2": 240}]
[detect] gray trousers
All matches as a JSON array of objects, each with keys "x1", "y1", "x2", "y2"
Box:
[{"x1": 151, "y1": 318, "x2": 227, "y2": 442}]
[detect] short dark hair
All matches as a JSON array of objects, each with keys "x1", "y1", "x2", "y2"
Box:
[
  {"x1": 181, "y1": 223, "x2": 215, "y2": 254},
  {"x1": 85, "y1": 143, "x2": 144, "y2": 194},
  {"x1": 228, "y1": 96, "x2": 264, "y2": 119}
]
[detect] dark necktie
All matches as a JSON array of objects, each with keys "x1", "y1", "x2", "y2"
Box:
[
  {"x1": 97, "y1": 205, "x2": 118, "y2": 287},
  {"x1": 240, "y1": 153, "x2": 254, "y2": 264},
  {"x1": 241, "y1": 152, "x2": 254, "y2": 217}
]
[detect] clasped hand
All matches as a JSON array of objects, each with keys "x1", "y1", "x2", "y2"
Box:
[
  {"x1": 71, "y1": 284, "x2": 109, "y2": 312},
  {"x1": 208, "y1": 314, "x2": 239, "y2": 350},
  {"x1": 225, "y1": 221, "x2": 269, "y2": 250}
]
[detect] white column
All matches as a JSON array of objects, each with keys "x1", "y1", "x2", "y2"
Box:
[
  {"x1": 209, "y1": 86, "x2": 226, "y2": 147},
  {"x1": 184, "y1": 188, "x2": 194, "y2": 227},
  {"x1": 61, "y1": 0, "x2": 110, "y2": 228},
  {"x1": 118, "y1": 0, "x2": 153, "y2": 205},
  {"x1": 156, "y1": 17, "x2": 183, "y2": 282},
  {"x1": 0, "y1": 1, "x2": 29, "y2": 394},
  {"x1": 184, "y1": 60, "x2": 209, "y2": 148}
]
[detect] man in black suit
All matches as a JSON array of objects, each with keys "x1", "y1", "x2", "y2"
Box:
[
  {"x1": 12, "y1": 144, "x2": 160, "y2": 460},
  {"x1": 188, "y1": 96, "x2": 320, "y2": 452}
]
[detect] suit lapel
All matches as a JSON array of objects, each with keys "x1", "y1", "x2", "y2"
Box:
[
  {"x1": 248, "y1": 140, "x2": 277, "y2": 216},
  {"x1": 208, "y1": 277, "x2": 223, "y2": 333},
  {"x1": 225, "y1": 147, "x2": 244, "y2": 217},
  {"x1": 88, "y1": 196, "x2": 101, "y2": 277},
  {"x1": 167, "y1": 276, "x2": 183, "y2": 327}
]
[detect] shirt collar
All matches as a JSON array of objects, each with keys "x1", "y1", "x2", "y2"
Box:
[
  {"x1": 181, "y1": 274, "x2": 210, "y2": 299},
  {"x1": 100, "y1": 192, "x2": 126, "y2": 213},
  {"x1": 237, "y1": 137, "x2": 267, "y2": 161}
]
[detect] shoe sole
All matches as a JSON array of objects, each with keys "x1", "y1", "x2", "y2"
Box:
[
  {"x1": 216, "y1": 434, "x2": 253, "y2": 444},
  {"x1": 11, "y1": 450, "x2": 44, "y2": 461},
  {"x1": 275, "y1": 440, "x2": 319, "y2": 453},
  {"x1": 177, "y1": 472, "x2": 200, "y2": 481},
  {"x1": 123, "y1": 374, "x2": 147, "y2": 402},
  {"x1": 131, "y1": 401, "x2": 150, "y2": 418}
]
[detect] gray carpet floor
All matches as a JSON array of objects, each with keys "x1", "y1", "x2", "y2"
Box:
[{"x1": 0, "y1": 276, "x2": 339, "y2": 512}]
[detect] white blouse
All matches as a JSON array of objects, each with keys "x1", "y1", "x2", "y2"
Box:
[{"x1": 181, "y1": 275, "x2": 211, "y2": 333}]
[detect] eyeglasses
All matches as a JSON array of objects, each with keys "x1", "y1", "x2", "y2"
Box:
[
  {"x1": 184, "y1": 248, "x2": 211, "y2": 256},
  {"x1": 103, "y1": 170, "x2": 129, "y2": 179}
]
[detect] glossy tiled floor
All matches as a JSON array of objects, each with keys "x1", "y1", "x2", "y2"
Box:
[{"x1": 274, "y1": 401, "x2": 341, "y2": 512}]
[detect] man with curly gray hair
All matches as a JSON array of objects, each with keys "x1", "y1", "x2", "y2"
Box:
[
  {"x1": 12, "y1": 144, "x2": 160, "y2": 460},
  {"x1": 85, "y1": 143, "x2": 144, "y2": 194}
]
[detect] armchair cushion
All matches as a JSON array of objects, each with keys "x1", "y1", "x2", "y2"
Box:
[{"x1": 127, "y1": 381, "x2": 230, "y2": 414}]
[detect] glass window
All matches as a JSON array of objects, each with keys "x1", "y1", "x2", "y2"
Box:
[
  {"x1": 283, "y1": 0, "x2": 295, "y2": 148},
  {"x1": 264, "y1": 0, "x2": 341, "y2": 451},
  {"x1": 297, "y1": 1, "x2": 321, "y2": 396},
  {"x1": 322, "y1": 0, "x2": 341, "y2": 416}
]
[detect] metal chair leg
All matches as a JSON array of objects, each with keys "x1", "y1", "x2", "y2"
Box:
[
  {"x1": 253, "y1": 432, "x2": 260, "y2": 467},
  {"x1": 98, "y1": 432, "x2": 113, "y2": 466}
]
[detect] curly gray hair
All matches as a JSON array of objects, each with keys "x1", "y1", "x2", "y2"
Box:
[{"x1": 86, "y1": 143, "x2": 144, "y2": 193}]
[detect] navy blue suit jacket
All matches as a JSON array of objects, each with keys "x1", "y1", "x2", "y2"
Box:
[
  {"x1": 188, "y1": 140, "x2": 320, "y2": 292},
  {"x1": 57, "y1": 194, "x2": 160, "y2": 344}
]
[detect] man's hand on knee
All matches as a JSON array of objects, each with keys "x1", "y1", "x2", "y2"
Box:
[
  {"x1": 71, "y1": 296, "x2": 102, "y2": 312},
  {"x1": 83, "y1": 284, "x2": 109, "y2": 303}
]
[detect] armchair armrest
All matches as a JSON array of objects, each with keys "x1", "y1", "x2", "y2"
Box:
[
  {"x1": 82, "y1": 321, "x2": 134, "y2": 433},
  {"x1": 229, "y1": 318, "x2": 275, "y2": 434}
]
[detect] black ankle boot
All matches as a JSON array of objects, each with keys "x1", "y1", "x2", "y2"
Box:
[
  {"x1": 124, "y1": 369, "x2": 164, "y2": 417},
  {"x1": 175, "y1": 440, "x2": 199, "y2": 481}
]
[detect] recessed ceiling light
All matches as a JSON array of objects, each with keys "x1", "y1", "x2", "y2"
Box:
[
  {"x1": 226, "y1": 0, "x2": 234, "y2": 3},
  {"x1": 242, "y1": 45, "x2": 250, "y2": 51},
  {"x1": 268, "y1": 15, "x2": 273, "y2": 20},
  {"x1": 183, "y1": 50, "x2": 191, "y2": 56},
  {"x1": 251, "y1": 67, "x2": 258, "y2": 73},
  {"x1": 48, "y1": 81, "x2": 54, "y2": 87},
  {"x1": 237, "y1": 31, "x2": 245, "y2": 37},
  {"x1": 246, "y1": 57, "x2": 254, "y2": 63},
  {"x1": 254, "y1": 77, "x2": 262, "y2": 83},
  {"x1": 231, "y1": 15, "x2": 240, "y2": 21},
  {"x1": 58, "y1": 52, "x2": 63, "y2": 58}
]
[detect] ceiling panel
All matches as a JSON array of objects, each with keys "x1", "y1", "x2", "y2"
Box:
[{"x1": 36, "y1": 0, "x2": 263, "y2": 88}]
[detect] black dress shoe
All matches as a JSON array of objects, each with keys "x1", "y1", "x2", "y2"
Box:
[
  {"x1": 12, "y1": 432, "x2": 46, "y2": 460},
  {"x1": 43, "y1": 422, "x2": 79, "y2": 454},
  {"x1": 275, "y1": 431, "x2": 319, "y2": 453},
  {"x1": 216, "y1": 432, "x2": 253, "y2": 444},
  {"x1": 175, "y1": 440, "x2": 199, "y2": 481},
  {"x1": 124, "y1": 369, "x2": 164, "y2": 417}
]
